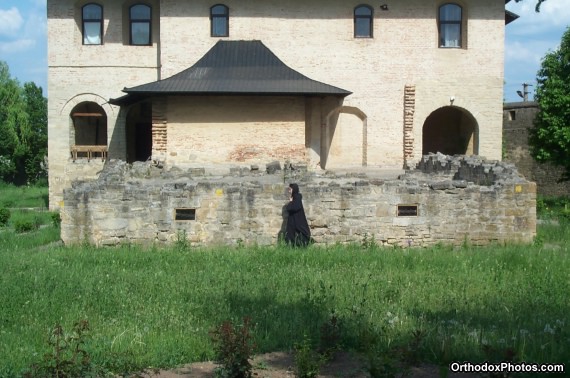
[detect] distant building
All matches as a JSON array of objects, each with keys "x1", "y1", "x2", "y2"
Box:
[{"x1": 503, "y1": 102, "x2": 569, "y2": 197}]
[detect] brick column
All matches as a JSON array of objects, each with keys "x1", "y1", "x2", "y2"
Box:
[
  {"x1": 403, "y1": 85, "x2": 416, "y2": 169},
  {"x1": 152, "y1": 98, "x2": 167, "y2": 159}
]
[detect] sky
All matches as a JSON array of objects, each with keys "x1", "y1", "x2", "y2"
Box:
[{"x1": 0, "y1": 0, "x2": 568, "y2": 102}]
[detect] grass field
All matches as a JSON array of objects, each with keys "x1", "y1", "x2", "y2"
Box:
[{"x1": 0, "y1": 184, "x2": 568, "y2": 377}]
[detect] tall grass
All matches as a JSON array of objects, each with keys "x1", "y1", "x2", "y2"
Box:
[
  {"x1": 1, "y1": 186, "x2": 568, "y2": 376},
  {"x1": 0, "y1": 225, "x2": 568, "y2": 376}
]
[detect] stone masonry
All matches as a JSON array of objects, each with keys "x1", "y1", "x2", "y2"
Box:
[{"x1": 61, "y1": 154, "x2": 536, "y2": 247}]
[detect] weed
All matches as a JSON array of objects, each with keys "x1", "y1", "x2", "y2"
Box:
[
  {"x1": 319, "y1": 310, "x2": 342, "y2": 356},
  {"x1": 362, "y1": 233, "x2": 378, "y2": 250},
  {"x1": 294, "y1": 334, "x2": 325, "y2": 378},
  {"x1": 210, "y1": 317, "x2": 256, "y2": 378},
  {"x1": 23, "y1": 319, "x2": 102, "y2": 378},
  {"x1": 175, "y1": 229, "x2": 190, "y2": 251},
  {"x1": 0, "y1": 207, "x2": 10, "y2": 226}
]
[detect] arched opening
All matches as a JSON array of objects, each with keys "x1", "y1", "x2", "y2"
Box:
[
  {"x1": 422, "y1": 106, "x2": 478, "y2": 156},
  {"x1": 325, "y1": 107, "x2": 366, "y2": 169},
  {"x1": 126, "y1": 102, "x2": 152, "y2": 163},
  {"x1": 70, "y1": 102, "x2": 108, "y2": 160}
]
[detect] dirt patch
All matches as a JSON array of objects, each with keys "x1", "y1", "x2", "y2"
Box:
[{"x1": 139, "y1": 352, "x2": 480, "y2": 378}]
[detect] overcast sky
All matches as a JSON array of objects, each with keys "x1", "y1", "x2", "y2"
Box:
[{"x1": 0, "y1": 0, "x2": 568, "y2": 103}]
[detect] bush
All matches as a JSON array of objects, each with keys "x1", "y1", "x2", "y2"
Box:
[
  {"x1": 51, "y1": 212, "x2": 61, "y2": 228},
  {"x1": 23, "y1": 320, "x2": 102, "y2": 378},
  {"x1": 210, "y1": 317, "x2": 256, "y2": 378},
  {"x1": 294, "y1": 334, "x2": 325, "y2": 378},
  {"x1": 0, "y1": 207, "x2": 10, "y2": 227},
  {"x1": 14, "y1": 219, "x2": 37, "y2": 233}
]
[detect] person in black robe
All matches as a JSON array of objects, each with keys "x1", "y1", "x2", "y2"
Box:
[{"x1": 285, "y1": 183, "x2": 311, "y2": 247}]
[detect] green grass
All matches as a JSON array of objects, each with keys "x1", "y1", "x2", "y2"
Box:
[
  {"x1": 0, "y1": 182, "x2": 49, "y2": 208},
  {"x1": 0, "y1": 223, "x2": 569, "y2": 376},
  {"x1": 1, "y1": 186, "x2": 568, "y2": 376}
]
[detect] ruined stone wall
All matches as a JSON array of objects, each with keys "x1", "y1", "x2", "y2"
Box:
[
  {"x1": 503, "y1": 102, "x2": 570, "y2": 197},
  {"x1": 61, "y1": 155, "x2": 536, "y2": 248}
]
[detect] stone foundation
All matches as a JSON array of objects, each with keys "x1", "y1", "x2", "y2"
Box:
[{"x1": 61, "y1": 154, "x2": 536, "y2": 247}]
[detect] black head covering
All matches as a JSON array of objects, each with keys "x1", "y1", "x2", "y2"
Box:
[{"x1": 289, "y1": 183, "x2": 300, "y2": 195}]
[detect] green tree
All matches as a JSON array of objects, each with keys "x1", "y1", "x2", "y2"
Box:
[
  {"x1": 0, "y1": 61, "x2": 47, "y2": 185},
  {"x1": 0, "y1": 61, "x2": 26, "y2": 182},
  {"x1": 22, "y1": 82, "x2": 48, "y2": 183},
  {"x1": 530, "y1": 27, "x2": 570, "y2": 180}
]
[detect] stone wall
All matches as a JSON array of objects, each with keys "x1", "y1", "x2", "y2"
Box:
[
  {"x1": 503, "y1": 102, "x2": 570, "y2": 197},
  {"x1": 61, "y1": 154, "x2": 536, "y2": 247}
]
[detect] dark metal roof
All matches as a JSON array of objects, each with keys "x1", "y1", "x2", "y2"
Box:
[
  {"x1": 505, "y1": 9, "x2": 519, "y2": 25},
  {"x1": 110, "y1": 40, "x2": 351, "y2": 105}
]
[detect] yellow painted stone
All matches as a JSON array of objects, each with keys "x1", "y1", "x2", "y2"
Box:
[{"x1": 215, "y1": 189, "x2": 223, "y2": 196}]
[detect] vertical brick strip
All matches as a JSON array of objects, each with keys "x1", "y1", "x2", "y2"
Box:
[
  {"x1": 403, "y1": 85, "x2": 416, "y2": 168},
  {"x1": 152, "y1": 98, "x2": 167, "y2": 156}
]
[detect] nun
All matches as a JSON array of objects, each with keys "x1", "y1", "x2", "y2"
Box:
[{"x1": 285, "y1": 183, "x2": 311, "y2": 247}]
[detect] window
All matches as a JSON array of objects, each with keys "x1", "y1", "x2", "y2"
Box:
[
  {"x1": 354, "y1": 5, "x2": 373, "y2": 38},
  {"x1": 130, "y1": 4, "x2": 151, "y2": 45},
  {"x1": 175, "y1": 208, "x2": 196, "y2": 221},
  {"x1": 211, "y1": 4, "x2": 229, "y2": 37},
  {"x1": 439, "y1": 3, "x2": 462, "y2": 48},
  {"x1": 397, "y1": 205, "x2": 418, "y2": 217},
  {"x1": 509, "y1": 110, "x2": 516, "y2": 121},
  {"x1": 82, "y1": 3, "x2": 103, "y2": 45}
]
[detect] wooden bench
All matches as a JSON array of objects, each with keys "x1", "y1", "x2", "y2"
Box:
[{"x1": 70, "y1": 145, "x2": 108, "y2": 162}]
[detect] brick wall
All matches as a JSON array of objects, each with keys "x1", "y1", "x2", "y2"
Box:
[{"x1": 48, "y1": 0, "x2": 507, "y2": 208}]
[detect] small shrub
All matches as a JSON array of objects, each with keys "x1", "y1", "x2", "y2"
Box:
[
  {"x1": 14, "y1": 219, "x2": 37, "y2": 233},
  {"x1": 210, "y1": 317, "x2": 256, "y2": 378},
  {"x1": 24, "y1": 319, "x2": 101, "y2": 378},
  {"x1": 294, "y1": 334, "x2": 325, "y2": 378},
  {"x1": 0, "y1": 207, "x2": 10, "y2": 226},
  {"x1": 51, "y1": 212, "x2": 62, "y2": 228}
]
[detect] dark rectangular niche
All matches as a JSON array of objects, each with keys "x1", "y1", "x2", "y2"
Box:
[
  {"x1": 175, "y1": 208, "x2": 196, "y2": 221},
  {"x1": 397, "y1": 204, "x2": 418, "y2": 217}
]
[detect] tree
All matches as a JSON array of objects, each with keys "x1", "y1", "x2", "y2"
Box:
[
  {"x1": 514, "y1": 0, "x2": 548, "y2": 12},
  {"x1": 0, "y1": 61, "x2": 26, "y2": 182},
  {"x1": 529, "y1": 26, "x2": 570, "y2": 180},
  {"x1": 0, "y1": 61, "x2": 47, "y2": 184},
  {"x1": 22, "y1": 82, "x2": 48, "y2": 183}
]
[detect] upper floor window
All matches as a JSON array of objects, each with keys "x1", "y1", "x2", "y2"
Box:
[
  {"x1": 211, "y1": 4, "x2": 229, "y2": 37},
  {"x1": 130, "y1": 4, "x2": 152, "y2": 45},
  {"x1": 354, "y1": 5, "x2": 373, "y2": 38},
  {"x1": 82, "y1": 3, "x2": 103, "y2": 45},
  {"x1": 439, "y1": 3, "x2": 462, "y2": 48}
]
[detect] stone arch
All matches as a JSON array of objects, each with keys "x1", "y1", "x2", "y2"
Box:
[
  {"x1": 422, "y1": 106, "x2": 478, "y2": 156},
  {"x1": 324, "y1": 106, "x2": 367, "y2": 169},
  {"x1": 60, "y1": 93, "x2": 115, "y2": 117}
]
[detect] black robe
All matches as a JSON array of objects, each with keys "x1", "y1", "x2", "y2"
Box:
[{"x1": 286, "y1": 187, "x2": 311, "y2": 247}]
